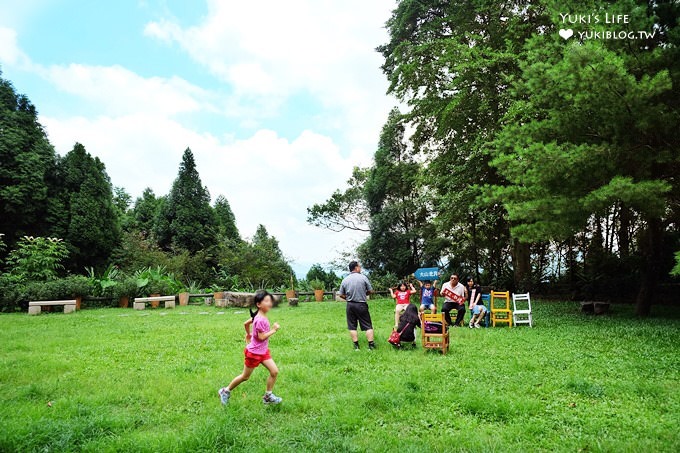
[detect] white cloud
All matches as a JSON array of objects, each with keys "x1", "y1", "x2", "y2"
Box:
[
  {"x1": 41, "y1": 113, "x2": 364, "y2": 271},
  {"x1": 42, "y1": 64, "x2": 212, "y2": 116},
  {"x1": 144, "y1": 0, "x2": 397, "y2": 151},
  {"x1": 0, "y1": 26, "x2": 32, "y2": 69},
  {"x1": 0, "y1": 0, "x2": 398, "y2": 274}
]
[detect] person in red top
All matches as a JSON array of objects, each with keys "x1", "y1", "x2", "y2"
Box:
[{"x1": 389, "y1": 282, "x2": 417, "y2": 329}]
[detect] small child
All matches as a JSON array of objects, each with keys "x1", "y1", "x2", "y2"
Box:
[
  {"x1": 218, "y1": 290, "x2": 282, "y2": 405},
  {"x1": 389, "y1": 282, "x2": 417, "y2": 329},
  {"x1": 418, "y1": 279, "x2": 438, "y2": 314},
  {"x1": 395, "y1": 303, "x2": 421, "y2": 348}
]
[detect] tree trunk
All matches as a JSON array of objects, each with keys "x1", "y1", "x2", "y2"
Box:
[
  {"x1": 566, "y1": 237, "x2": 576, "y2": 285},
  {"x1": 512, "y1": 238, "x2": 531, "y2": 292},
  {"x1": 635, "y1": 218, "x2": 662, "y2": 317},
  {"x1": 471, "y1": 213, "x2": 480, "y2": 278},
  {"x1": 618, "y1": 203, "x2": 630, "y2": 258}
]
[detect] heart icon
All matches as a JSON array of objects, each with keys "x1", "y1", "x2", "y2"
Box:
[{"x1": 559, "y1": 29, "x2": 573, "y2": 40}]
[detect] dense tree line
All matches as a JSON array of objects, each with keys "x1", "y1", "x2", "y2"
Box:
[
  {"x1": 0, "y1": 70, "x2": 294, "y2": 290},
  {"x1": 309, "y1": 0, "x2": 680, "y2": 315}
]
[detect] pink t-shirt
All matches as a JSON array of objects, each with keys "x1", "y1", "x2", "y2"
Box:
[
  {"x1": 395, "y1": 290, "x2": 411, "y2": 305},
  {"x1": 246, "y1": 315, "x2": 270, "y2": 355}
]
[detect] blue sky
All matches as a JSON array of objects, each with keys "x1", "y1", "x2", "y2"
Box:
[{"x1": 0, "y1": 0, "x2": 397, "y2": 276}]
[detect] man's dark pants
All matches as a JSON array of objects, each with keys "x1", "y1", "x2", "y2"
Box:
[{"x1": 442, "y1": 301, "x2": 466, "y2": 326}]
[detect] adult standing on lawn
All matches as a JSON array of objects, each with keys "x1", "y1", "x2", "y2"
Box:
[
  {"x1": 339, "y1": 260, "x2": 376, "y2": 351},
  {"x1": 441, "y1": 274, "x2": 467, "y2": 327}
]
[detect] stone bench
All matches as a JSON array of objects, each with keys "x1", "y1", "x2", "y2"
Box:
[
  {"x1": 133, "y1": 296, "x2": 176, "y2": 310},
  {"x1": 28, "y1": 300, "x2": 77, "y2": 315},
  {"x1": 580, "y1": 301, "x2": 611, "y2": 315}
]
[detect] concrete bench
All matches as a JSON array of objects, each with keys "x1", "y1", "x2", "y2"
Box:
[
  {"x1": 133, "y1": 296, "x2": 176, "y2": 310},
  {"x1": 28, "y1": 300, "x2": 77, "y2": 315},
  {"x1": 580, "y1": 301, "x2": 611, "y2": 315}
]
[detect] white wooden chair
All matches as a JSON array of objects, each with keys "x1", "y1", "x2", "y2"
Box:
[{"x1": 512, "y1": 293, "x2": 533, "y2": 327}]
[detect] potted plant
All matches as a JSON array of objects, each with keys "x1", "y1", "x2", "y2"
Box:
[
  {"x1": 114, "y1": 278, "x2": 137, "y2": 308},
  {"x1": 27, "y1": 275, "x2": 92, "y2": 311},
  {"x1": 285, "y1": 274, "x2": 296, "y2": 300},
  {"x1": 145, "y1": 281, "x2": 167, "y2": 308},
  {"x1": 310, "y1": 279, "x2": 325, "y2": 302}
]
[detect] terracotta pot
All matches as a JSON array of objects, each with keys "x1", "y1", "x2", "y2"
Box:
[
  {"x1": 179, "y1": 292, "x2": 189, "y2": 306},
  {"x1": 314, "y1": 289, "x2": 324, "y2": 302},
  {"x1": 285, "y1": 290, "x2": 296, "y2": 300},
  {"x1": 75, "y1": 296, "x2": 82, "y2": 310},
  {"x1": 118, "y1": 296, "x2": 129, "y2": 308},
  {"x1": 150, "y1": 293, "x2": 160, "y2": 308}
]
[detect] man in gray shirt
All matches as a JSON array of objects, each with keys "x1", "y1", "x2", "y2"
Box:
[{"x1": 339, "y1": 261, "x2": 375, "y2": 350}]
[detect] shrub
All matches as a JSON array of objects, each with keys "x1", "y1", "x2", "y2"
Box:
[
  {"x1": 112, "y1": 277, "x2": 138, "y2": 300},
  {"x1": 134, "y1": 266, "x2": 182, "y2": 296},
  {"x1": 86, "y1": 264, "x2": 121, "y2": 297},
  {"x1": 0, "y1": 275, "x2": 22, "y2": 312},
  {"x1": 22, "y1": 276, "x2": 92, "y2": 302},
  {"x1": 309, "y1": 279, "x2": 325, "y2": 291},
  {"x1": 5, "y1": 236, "x2": 69, "y2": 282},
  {"x1": 369, "y1": 272, "x2": 400, "y2": 291},
  {"x1": 306, "y1": 264, "x2": 340, "y2": 290}
]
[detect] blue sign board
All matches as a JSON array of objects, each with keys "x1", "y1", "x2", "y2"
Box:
[{"x1": 415, "y1": 267, "x2": 441, "y2": 281}]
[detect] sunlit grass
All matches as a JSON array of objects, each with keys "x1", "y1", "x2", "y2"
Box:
[{"x1": 1, "y1": 300, "x2": 678, "y2": 452}]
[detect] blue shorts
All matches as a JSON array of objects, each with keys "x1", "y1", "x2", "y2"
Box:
[
  {"x1": 472, "y1": 304, "x2": 487, "y2": 315},
  {"x1": 420, "y1": 301, "x2": 435, "y2": 310}
]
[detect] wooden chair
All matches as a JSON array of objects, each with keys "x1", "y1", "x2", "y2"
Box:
[
  {"x1": 512, "y1": 293, "x2": 533, "y2": 327},
  {"x1": 421, "y1": 313, "x2": 449, "y2": 354},
  {"x1": 490, "y1": 291, "x2": 512, "y2": 327}
]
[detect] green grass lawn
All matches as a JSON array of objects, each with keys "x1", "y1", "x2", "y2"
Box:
[{"x1": 1, "y1": 299, "x2": 678, "y2": 452}]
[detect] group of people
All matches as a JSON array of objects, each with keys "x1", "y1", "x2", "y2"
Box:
[
  {"x1": 386, "y1": 274, "x2": 488, "y2": 347},
  {"x1": 217, "y1": 261, "x2": 488, "y2": 406},
  {"x1": 336, "y1": 260, "x2": 488, "y2": 352},
  {"x1": 438, "y1": 273, "x2": 488, "y2": 329}
]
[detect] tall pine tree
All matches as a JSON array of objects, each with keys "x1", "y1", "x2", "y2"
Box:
[
  {"x1": 0, "y1": 71, "x2": 58, "y2": 251},
  {"x1": 378, "y1": 0, "x2": 550, "y2": 287},
  {"x1": 51, "y1": 143, "x2": 120, "y2": 270},
  {"x1": 133, "y1": 188, "x2": 162, "y2": 239},
  {"x1": 214, "y1": 195, "x2": 240, "y2": 243},
  {"x1": 359, "y1": 108, "x2": 436, "y2": 276},
  {"x1": 155, "y1": 148, "x2": 218, "y2": 253},
  {"x1": 489, "y1": 1, "x2": 680, "y2": 315}
]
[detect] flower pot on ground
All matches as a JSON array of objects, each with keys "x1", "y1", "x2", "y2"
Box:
[
  {"x1": 113, "y1": 278, "x2": 138, "y2": 308},
  {"x1": 214, "y1": 291, "x2": 226, "y2": 307},
  {"x1": 285, "y1": 273, "x2": 296, "y2": 301},
  {"x1": 150, "y1": 294, "x2": 161, "y2": 308},
  {"x1": 309, "y1": 279, "x2": 325, "y2": 302}
]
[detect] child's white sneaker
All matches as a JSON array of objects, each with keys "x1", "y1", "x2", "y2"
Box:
[
  {"x1": 474, "y1": 323, "x2": 481, "y2": 328},
  {"x1": 218, "y1": 387, "x2": 231, "y2": 405},
  {"x1": 263, "y1": 392, "x2": 282, "y2": 405}
]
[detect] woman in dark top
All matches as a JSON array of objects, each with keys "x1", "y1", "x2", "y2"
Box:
[
  {"x1": 466, "y1": 276, "x2": 485, "y2": 328},
  {"x1": 396, "y1": 304, "x2": 421, "y2": 347}
]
